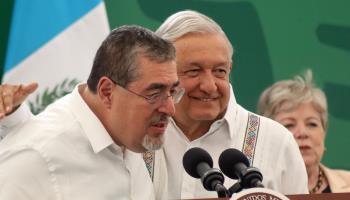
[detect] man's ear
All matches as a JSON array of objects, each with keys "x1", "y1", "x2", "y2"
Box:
[{"x1": 96, "y1": 77, "x2": 115, "y2": 109}]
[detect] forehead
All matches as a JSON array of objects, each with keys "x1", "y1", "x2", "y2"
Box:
[
  {"x1": 174, "y1": 33, "x2": 231, "y2": 67},
  {"x1": 131, "y1": 56, "x2": 178, "y2": 89},
  {"x1": 277, "y1": 102, "x2": 321, "y2": 120}
]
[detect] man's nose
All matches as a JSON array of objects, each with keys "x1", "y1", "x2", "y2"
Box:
[
  {"x1": 157, "y1": 96, "x2": 176, "y2": 117},
  {"x1": 199, "y1": 71, "x2": 217, "y2": 93}
]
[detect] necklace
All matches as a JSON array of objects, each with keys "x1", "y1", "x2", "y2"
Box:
[{"x1": 309, "y1": 166, "x2": 324, "y2": 194}]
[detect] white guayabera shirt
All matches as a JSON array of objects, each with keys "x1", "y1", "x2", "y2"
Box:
[
  {"x1": 0, "y1": 85, "x2": 154, "y2": 200},
  {"x1": 152, "y1": 85, "x2": 309, "y2": 199}
]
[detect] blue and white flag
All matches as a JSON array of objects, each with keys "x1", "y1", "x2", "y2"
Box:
[{"x1": 3, "y1": 0, "x2": 110, "y2": 114}]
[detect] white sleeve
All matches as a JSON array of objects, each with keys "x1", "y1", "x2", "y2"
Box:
[
  {"x1": 0, "y1": 149, "x2": 57, "y2": 200},
  {"x1": 280, "y1": 131, "x2": 309, "y2": 194},
  {"x1": 0, "y1": 103, "x2": 33, "y2": 140},
  {"x1": 257, "y1": 116, "x2": 309, "y2": 195}
]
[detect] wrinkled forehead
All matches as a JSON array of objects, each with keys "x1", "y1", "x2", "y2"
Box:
[
  {"x1": 131, "y1": 59, "x2": 179, "y2": 90},
  {"x1": 174, "y1": 33, "x2": 231, "y2": 65},
  {"x1": 175, "y1": 32, "x2": 232, "y2": 58}
]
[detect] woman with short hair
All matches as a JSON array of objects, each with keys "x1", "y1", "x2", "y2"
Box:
[{"x1": 258, "y1": 69, "x2": 350, "y2": 193}]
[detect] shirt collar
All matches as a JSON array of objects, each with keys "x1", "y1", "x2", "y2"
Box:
[
  {"x1": 68, "y1": 84, "x2": 121, "y2": 154},
  {"x1": 222, "y1": 84, "x2": 238, "y2": 139}
]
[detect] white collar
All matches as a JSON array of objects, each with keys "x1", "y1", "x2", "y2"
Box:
[
  {"x1": 222, "y1": 84, "x2": 239, "y2": 139},
  {"x1": 68, "y1": 84, "x2": 121, "y2": 154}
]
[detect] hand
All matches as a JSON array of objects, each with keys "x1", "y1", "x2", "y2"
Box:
[{"x1": 0, "y1": 83, "x2": 38, "y2": 119}]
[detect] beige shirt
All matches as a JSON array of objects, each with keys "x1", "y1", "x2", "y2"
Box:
[{"x1": 321, "y1": 164, "x2": 350, "y2": 193}]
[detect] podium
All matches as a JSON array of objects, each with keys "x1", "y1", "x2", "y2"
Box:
[
  {"x1": 189, "y1": 192, "x2": 350, "y2": 200},
  {"x1": 288, "y1": 192, "x2": 350, "y2": 200}
]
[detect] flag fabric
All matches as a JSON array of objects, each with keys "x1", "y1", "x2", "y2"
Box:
[{"x1": 3, "y1": 0, "x2": 110, "y2": 114}]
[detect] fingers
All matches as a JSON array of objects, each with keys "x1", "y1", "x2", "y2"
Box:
[
  {"x1": 0, "y1": 86, "x2": 5, "y2": 118},
  {"x1": 0, "y1": 84, "x2": 17, "y2": 119},
  {"x1": 0, "y1": 82, "x2": 38, "y2": 119},
  {"x1": 20, "y1": 82, "x2": 39, "y2": 96},
  {"x1": 14, "y1": 82, "x2": 38, "y2": 107}
]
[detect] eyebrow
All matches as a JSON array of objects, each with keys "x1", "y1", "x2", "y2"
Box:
[
  {"x1": 279, "y1": 118, "x2": 295, "y2": 122},
  {"x1": 186, "y1": 63, "x2": 201, "y2": 68},
  {"x1": 172, "y1": 81, "x2": 180, "y2": 88},
  {"x1": 214, "y1": 64, "x2": 230, "y2": 68},
  {"x1": 306, "y1": 117, "x2": 321, "y2": 121},
  {"x1": 145, "y1": 80, "x2": 180, "y2": 91},
  {"x1": 185, "y1": 62, "x2": 230, "y2": 69}
]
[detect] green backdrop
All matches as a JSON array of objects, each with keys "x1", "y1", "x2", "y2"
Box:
[{"x1": 1, "y1": 0, "x2": 350, "y2": 169}]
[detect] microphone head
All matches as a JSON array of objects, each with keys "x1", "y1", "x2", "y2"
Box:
[
  {"x1": 219, "y1": 148, "x2": 250, "y2": 179},
  {"x1": 183, "y1": 147, "x2": 213, "y2": 178}
]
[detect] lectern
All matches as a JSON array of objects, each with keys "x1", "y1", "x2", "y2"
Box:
[{"x1": 187, "y1": 192, "x2": 350, "y2": 200}]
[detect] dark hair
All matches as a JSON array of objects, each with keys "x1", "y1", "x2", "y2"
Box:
[{"x1": 87, "y1": 25, "x2": 176, "y2": 93}]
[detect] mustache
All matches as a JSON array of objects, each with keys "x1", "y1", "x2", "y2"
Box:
[{"x1": 149, "y1": 114, "x2": 170, "y2": 125}]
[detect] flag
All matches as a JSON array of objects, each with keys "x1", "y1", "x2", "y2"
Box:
[{"x1": 3, "y1": 0, "x2": 110, "y2": 114}]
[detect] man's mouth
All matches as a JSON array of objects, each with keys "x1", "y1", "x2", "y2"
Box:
[
  {"x1": 151, "y1": 121, "x2": 167, "y2": 128},
  {"x1": 149, "y1": 121, "x2": 168, "y2": 134},
  {"x1": 192, "y1": 96, "x2": 218, "y2": 102},
  {"x1": 299, "y1": 145, "x2": 311, "y2": 151}
]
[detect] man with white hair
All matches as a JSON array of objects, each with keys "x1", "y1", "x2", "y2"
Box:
[
  {"x1": 151, "y1": 10, "x2": 308, "y2": 199},
  {"x1": 0, "y1": 10, "x2": 308, "y2": 199}
]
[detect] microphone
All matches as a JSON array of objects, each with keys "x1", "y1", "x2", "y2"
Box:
[
  {"x1": 182, "y1": 147, "x2": 229, "y2": 197},
  {"x1": 219, "y1": 148, "x2": 264, "y2": 191}
]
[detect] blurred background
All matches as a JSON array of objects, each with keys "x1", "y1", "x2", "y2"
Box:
[{"x1": 1, "y1": 0, "x2": 349, "y2": 169}]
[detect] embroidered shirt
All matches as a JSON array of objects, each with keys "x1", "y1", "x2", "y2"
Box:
[{"x1": 154, "y1": 85, "x2": 308, "y2": 199}]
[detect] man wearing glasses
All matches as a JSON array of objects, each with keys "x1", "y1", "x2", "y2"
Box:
[
  {"x1": 0, "y1": 25, "x2": 184, "y2": 199},
  {"x1": 0, "y1": 10, "x2": 308, "y2": 200}
]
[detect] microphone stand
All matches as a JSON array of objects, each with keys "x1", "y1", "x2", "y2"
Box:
[
  {"x1": 227, "y1": 167, "x2": 264, "y2": 197},
  {"x1": 214, "y1": 183, "x2": 230, "y2": 198},
  {"x1": 228, "y1": 182, "x2": 243, "y2": 197},
  {"x1": 202, "y1": 169, "x2": 230, "y2": 198}
]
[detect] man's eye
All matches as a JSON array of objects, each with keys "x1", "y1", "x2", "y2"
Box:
[
  {"x1": 213, "y1": 69, "x2": 227, "y2": 78},
  {"x1": 183, "y1": 69, "x2": 199, "y2": 77},
  {"x1": 147, "y1": 92, "x2": 161, "y2": 100},
  {"x1": 169, "y1": 88, "x2": 176, "y2": 96}
]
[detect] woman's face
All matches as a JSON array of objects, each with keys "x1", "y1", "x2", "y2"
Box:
[{"x1": 274, "y1": 102, "x2": 326, "y2": 168}]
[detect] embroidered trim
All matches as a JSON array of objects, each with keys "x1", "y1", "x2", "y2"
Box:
[
  {"x1": 242, "y1": 113, "x2": 260, "y2": 166},
  {"x1": 143, "y1": 151, "x2": 155, "y2": 181}
]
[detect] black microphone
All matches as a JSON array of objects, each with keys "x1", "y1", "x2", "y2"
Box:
[
  {"x1": 219, "y1": 148, "x2": 264, "y2": 191},
  {"x1": 182, "y1": 147, "x2": 229, "y2": 197}
]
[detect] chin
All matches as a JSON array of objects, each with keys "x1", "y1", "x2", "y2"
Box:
[
  {"x1": 191, "y1": 116, "x2": 218, "y2": 122},
  {"x1": 141, "y1": 135, "x2": 164, "y2": 151},
  {"x1": 191, "y1": 111, "x2": 221, "y2": 121},
  {"x1": 304, "y1": 158, "x2": 318, "y2": 168}
]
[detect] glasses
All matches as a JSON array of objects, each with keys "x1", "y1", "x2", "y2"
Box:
[{"x1": 111, "y1": 78, "x2": 185, "y2": 106}]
